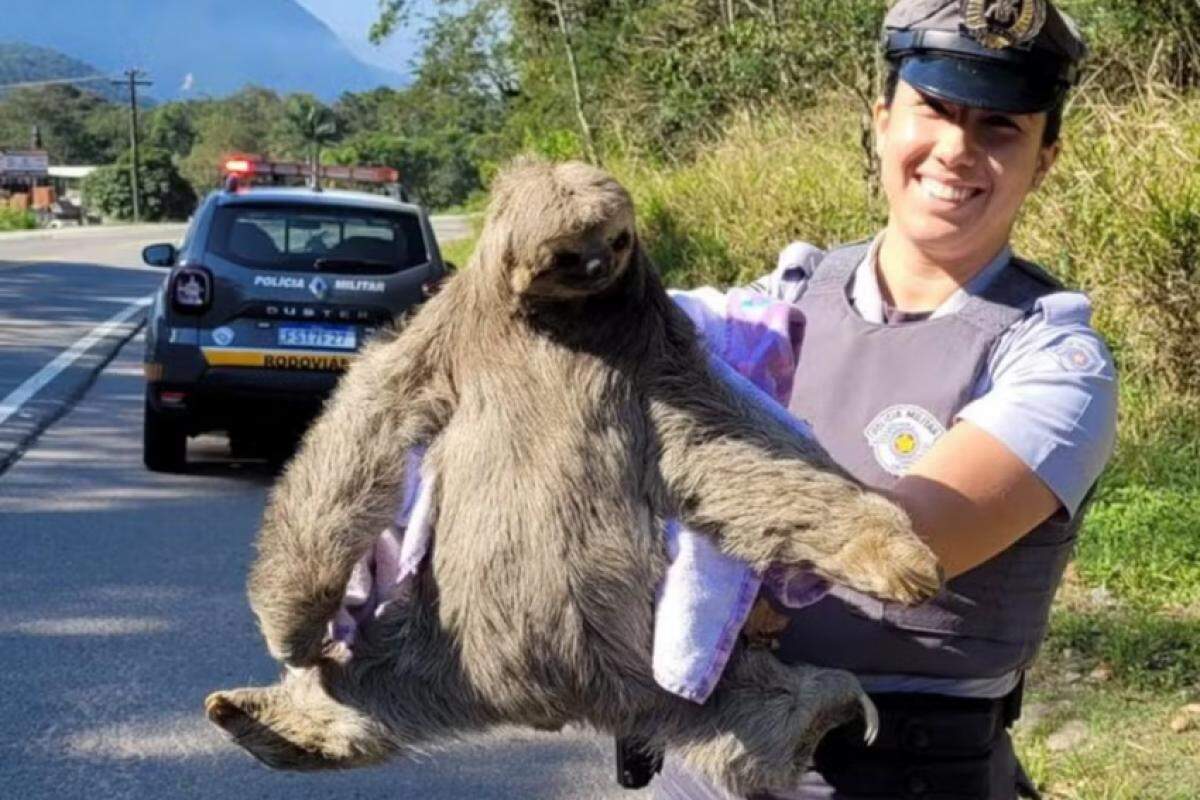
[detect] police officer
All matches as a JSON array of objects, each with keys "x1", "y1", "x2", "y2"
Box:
[{"x1": 647, "y1": 1, "x2": 1116, "y2": 798}]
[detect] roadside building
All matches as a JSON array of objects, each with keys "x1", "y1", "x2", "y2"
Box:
[
  {"x1": 0, "y1": 149, "x2": 51, "y2": 210},
  {"x1": 48, "y1": 165, "x2": 97, "y2": 206}
]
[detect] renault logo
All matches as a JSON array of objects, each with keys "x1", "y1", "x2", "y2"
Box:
[{"x1": 308, "y1": 276, "x2": 329, "y2": 300}]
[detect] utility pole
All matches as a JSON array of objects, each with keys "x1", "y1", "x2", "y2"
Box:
[{"x1": 112, "y1": 69, "x2": 152, "y2": 222}]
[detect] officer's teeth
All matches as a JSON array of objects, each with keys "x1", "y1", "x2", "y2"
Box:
[{"x1": 920, "y1": 177, "x2": 974, "y2": 202}]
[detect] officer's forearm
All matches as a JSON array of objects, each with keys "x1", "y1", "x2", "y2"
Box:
[{"x1": 888, "y1": 420, "x2": 1061, "y2": 579}]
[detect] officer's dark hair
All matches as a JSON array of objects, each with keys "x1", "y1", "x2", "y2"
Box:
[{"x1": 881, "y1": 65, "x2": 1064, "y2": 146}]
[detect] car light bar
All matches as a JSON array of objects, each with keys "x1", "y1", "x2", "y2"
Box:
[
  {"x1": 219, "y1": 155, "x2": 399, "y2": 184},
  {"x1": 171, "y1": 267, "x2": 213, "y2": 314}
]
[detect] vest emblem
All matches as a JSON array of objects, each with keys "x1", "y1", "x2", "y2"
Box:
[{"x1": 864, "y1": 404, "x2": 947, "y2": 476}]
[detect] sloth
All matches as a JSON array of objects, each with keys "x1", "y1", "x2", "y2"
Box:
[{"x1": 205, "y1": 159, "x2": 942, "y2": 795}]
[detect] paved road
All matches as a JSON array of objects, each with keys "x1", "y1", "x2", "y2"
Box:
[
  {"x1": 0, "y1": 226, "x2": 181, "y2": 471},
  {"x1": 0, "y1": 224, "x2": 648, "y2": 799}
]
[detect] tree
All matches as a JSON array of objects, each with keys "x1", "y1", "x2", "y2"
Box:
[
  {"x1": 179, "y1": 86, "x2": 284, "y2": 191},
  {"x1": 0, "y1": 84, "x2": 122, "y2": 163},
  {"x1": 328, "y1": 130, "x2": 484, "y2": 209},
  {"x1": 549, "y1": 0, "x2": 599, "y2": 164},
  {"x1": 83, "y1": 146, "x2": 196, "y2": 221},
  {"x1": 147, "y1": 102, "x2": 198, "y2": 157},
  {"x1": 276, "y1": 94, "x2": 340, "y2": 186}
]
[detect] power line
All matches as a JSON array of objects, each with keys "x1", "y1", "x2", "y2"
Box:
[
  {"x1": 0, "y1": 74, "x2": 115, "y2": 91},
  {"x1": 112, "y1": 69, "x2": 152, "y2": 223}
]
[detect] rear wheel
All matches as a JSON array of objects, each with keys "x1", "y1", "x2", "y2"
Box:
[{"x1": 143, "y1": 391, "x2": 187, "y2": 472}]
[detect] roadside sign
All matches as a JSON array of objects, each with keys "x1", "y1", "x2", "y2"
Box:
[{"x1": 0, "y1": 150, "x2": 50, "y2": 177}]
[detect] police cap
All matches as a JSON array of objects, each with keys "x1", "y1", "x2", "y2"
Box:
[{"x1": 883, "y1": 0, "x2": 1087, "y2": 113}]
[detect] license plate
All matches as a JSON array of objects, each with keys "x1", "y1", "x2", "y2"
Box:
[{"x1": 277, "y1": 324, "x2": 357, "y2": 350}]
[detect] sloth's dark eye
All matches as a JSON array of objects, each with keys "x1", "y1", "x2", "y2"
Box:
[
  {"x1": 611, "y1": 231, "x2": 631, "y2": 251},
  {"x1": 553, "y1": 251, "x2": 580, "y2": 271}
]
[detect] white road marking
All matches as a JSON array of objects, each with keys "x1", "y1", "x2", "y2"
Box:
[
  {"x1": 0, "y1": 294, "x2": 154, "y2": 426},
  {"x1": 0, "y1": 616, "x2": 173, "y2": 636}
]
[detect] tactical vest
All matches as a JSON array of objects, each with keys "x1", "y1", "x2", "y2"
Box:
[{"x1": 778, "y1": 243, "x2": 1084, "y2": 680}]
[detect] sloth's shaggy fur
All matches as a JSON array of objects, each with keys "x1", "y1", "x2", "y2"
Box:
[{"x1": 206, "y1": 160, "x2": 942, "y2": 794}]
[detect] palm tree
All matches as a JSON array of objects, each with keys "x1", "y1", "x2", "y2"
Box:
[{"x1": 282, "y1": 94, "x2": 340, "y2": 188}]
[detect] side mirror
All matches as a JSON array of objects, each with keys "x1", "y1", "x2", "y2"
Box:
[
  {"x1": 443, "y1": 260, "x2": 458, "y2": 273},
  {"x1": 143, "y1": 243, "x2": 177, "y2": 267}
]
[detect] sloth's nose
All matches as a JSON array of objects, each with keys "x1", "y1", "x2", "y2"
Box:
[{"x1": 584, "y1": 256, "x2": 608, "y2": 278}]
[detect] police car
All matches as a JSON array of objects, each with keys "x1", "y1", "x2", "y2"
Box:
[{"x1": 139, "y1": 159, "x2": 451, "y2": 472}]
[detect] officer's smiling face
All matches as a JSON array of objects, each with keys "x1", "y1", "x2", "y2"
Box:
[{"x1": 874, "y1": 79, "x2": 1059, "y2": 265}]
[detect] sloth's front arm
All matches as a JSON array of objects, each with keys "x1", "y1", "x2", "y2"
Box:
[
  {"x1": 646, "y1": 363, "x2": 942, "y2": 605},
  {"x1": 248, "y1": 311, "x2": 454, "y2": 666}
]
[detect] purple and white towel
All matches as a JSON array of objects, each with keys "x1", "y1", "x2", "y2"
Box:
[{"x1": 331, "y1": 288, "x2": 828, "y2": 703}]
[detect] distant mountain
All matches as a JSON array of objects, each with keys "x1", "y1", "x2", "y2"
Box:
[
  {"x1": 0, "y1": 42, "x2": 127, "y2": 103},
  {"x1": 1, "y1": 0, "x2": 408, "y2": 101}
]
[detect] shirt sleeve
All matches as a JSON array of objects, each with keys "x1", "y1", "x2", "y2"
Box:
[{"x1": 956, "y1": 292, "x2": 1118, "y2": 517}]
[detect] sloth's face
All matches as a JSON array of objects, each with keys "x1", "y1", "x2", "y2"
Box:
[{"x1": 519, "y1": 215, "x2": 638, "y2": 301}]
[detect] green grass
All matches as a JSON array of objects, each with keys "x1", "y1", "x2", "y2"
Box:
[
  {"x1": 0, "y1": 206, "x2": 36, "y2": 231},
  {"x1": 439, "y1": 215, "x2": 483, "y2": 271},
  {"x1": 1014, "y1": 568, "x2": 1200, "y2": 799},
  {"x1": 1016, "y1": 678, "x2": 1200, "y2": 799}
]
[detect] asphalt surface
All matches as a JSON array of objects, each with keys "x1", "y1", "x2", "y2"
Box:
[
  {"x1": 0, "y1": 224, "x2": 648, "y2": 799},
  {"x1": 0, "y1": 225, "x2": 180, "y2": 472}
]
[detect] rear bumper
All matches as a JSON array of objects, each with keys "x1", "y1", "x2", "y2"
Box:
[{"x1": 147, "y1": 346, "x2": 355, "y2": 433}]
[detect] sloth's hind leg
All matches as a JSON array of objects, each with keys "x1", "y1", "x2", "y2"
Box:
[{"x1": 656, "y1": 650, "x2": 872, "y2": 796}]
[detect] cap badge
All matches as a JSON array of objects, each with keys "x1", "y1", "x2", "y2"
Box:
[{"x1": 960, "y1": 0, "x2": 1047, "y2": 50}]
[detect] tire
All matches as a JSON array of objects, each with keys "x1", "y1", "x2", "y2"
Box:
[{"x1": 143, "y1": 392, "x2": 187, "y2": 472}]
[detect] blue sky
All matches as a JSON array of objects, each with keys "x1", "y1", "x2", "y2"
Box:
[{"x1": 296, "y1": 0, "x2": 430, "y2": 75}]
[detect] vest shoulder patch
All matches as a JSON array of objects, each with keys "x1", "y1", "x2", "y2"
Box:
[
  {"x1": 1050, "y1": 335, "x2": 1108, "y2": 375},
  {"x1": 863, "y1": 404, "x2": 947, "y2": 477}
]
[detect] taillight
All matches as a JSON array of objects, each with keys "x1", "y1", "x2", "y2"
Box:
[{"x1": 170, "y1": 267, "x2": 213, "y2": 313}]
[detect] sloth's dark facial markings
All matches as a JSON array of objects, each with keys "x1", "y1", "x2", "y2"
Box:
[{"x1": 552, "y1": 251, "x2": 582, "y2": 272}]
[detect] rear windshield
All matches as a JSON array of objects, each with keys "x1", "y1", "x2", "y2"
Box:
[{"x1": 208, "y1": 203, "x2": 428, "y2": 272}]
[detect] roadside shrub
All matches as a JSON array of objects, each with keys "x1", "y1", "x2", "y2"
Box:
[
  {"x1": 83, "y1": 146, "x2": 197, "y2": 221},
  {"x1": 1062, "y1": 0, "x2": 1200, "y2": 90},
  {"x1": 0, "y1": 206, "x2": 36, "y2": 231}
]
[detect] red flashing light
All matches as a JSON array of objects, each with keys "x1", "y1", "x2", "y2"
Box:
[{"x1": 224, "y1": 158, "x2": 253, "y2": 175}]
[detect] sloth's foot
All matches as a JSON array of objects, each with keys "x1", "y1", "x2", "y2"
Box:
[
  {"x1": 673, "y1": 655, "x2": 872, "y2": 796},
  {"x1": 205, "y1": 671, "x2": 391, "y2": 770},
  {"x1": 816, "y1": 493, "x2": 943, "y2": 605},
  {"x1": 205, "y1": 688, "x2": 333, "y2": 770}
]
